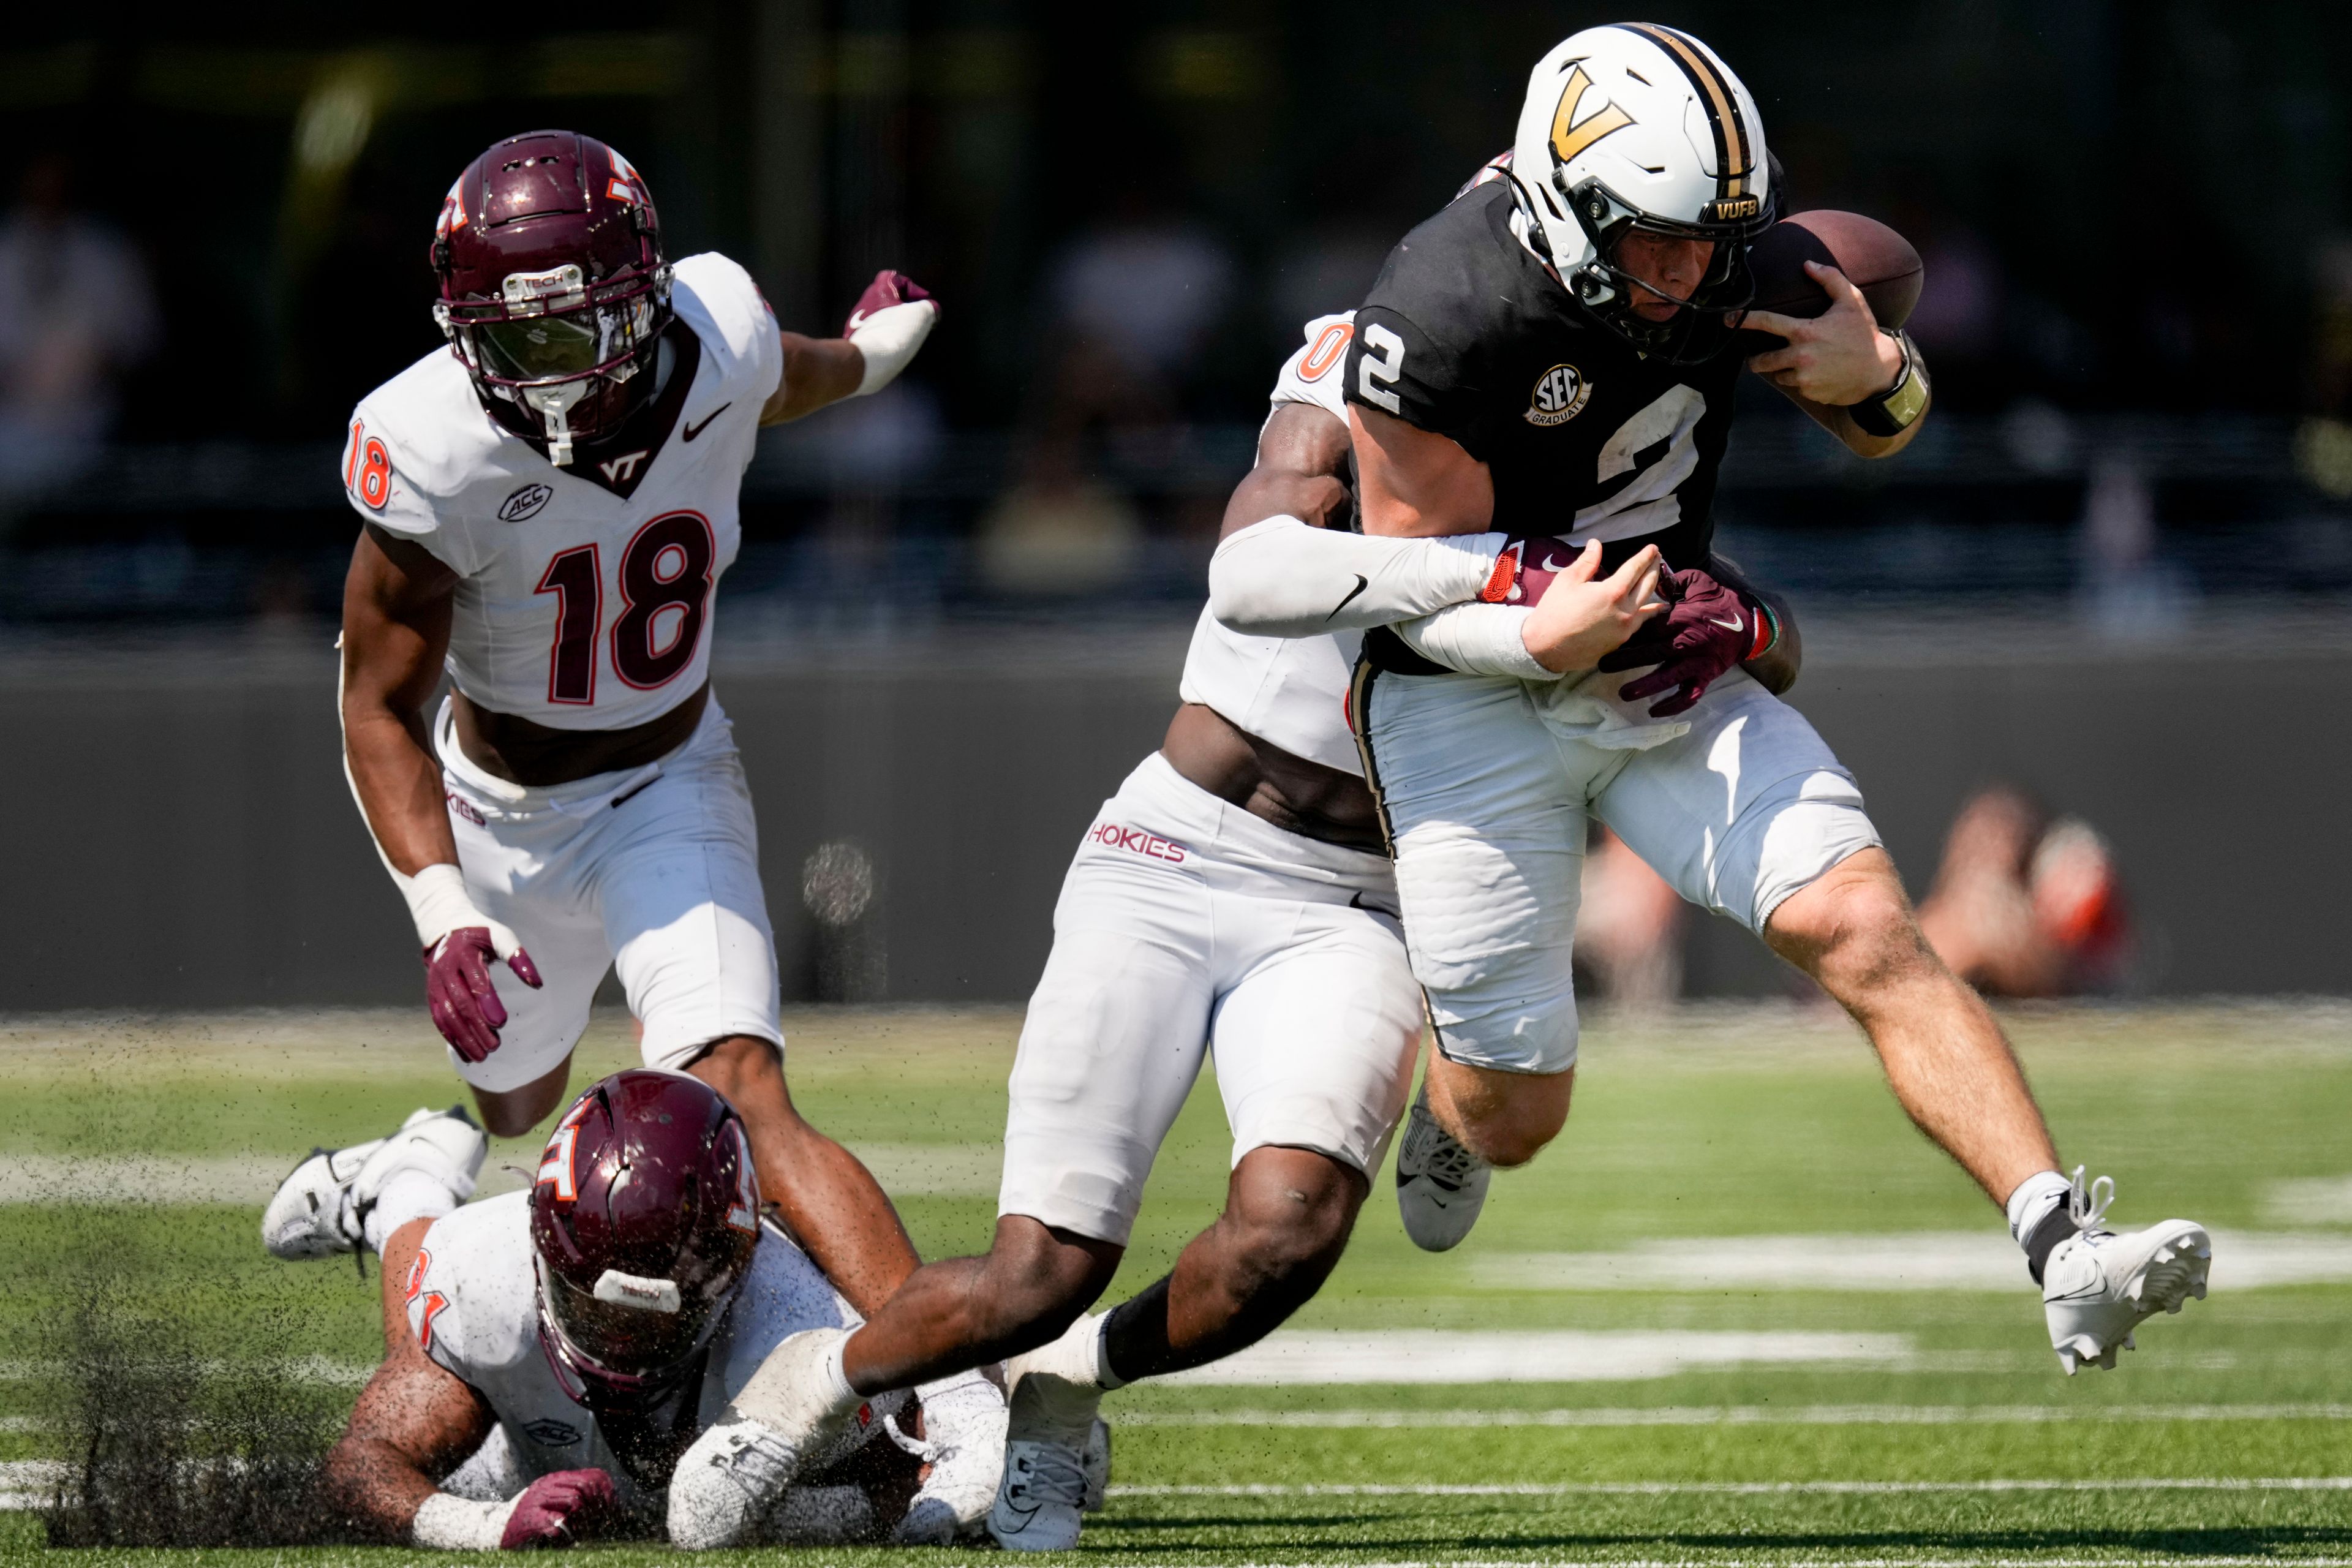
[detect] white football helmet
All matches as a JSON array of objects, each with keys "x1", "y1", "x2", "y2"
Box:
[{"x1": 1507, "y1": 23, "x2": 1777, "y2": 357}]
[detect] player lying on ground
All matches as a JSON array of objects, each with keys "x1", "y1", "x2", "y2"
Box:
[
  {"x1": 564, "y1": 316, "x2": 1806, "y2": 1555},
  {"x1": 276, "y1": 130, "x2": 940, "y2": 1345},
  {"x1": 1255, "y1": 23, "x2": 2206, "y2": 1371},
  {"x1": 320, "y1": 1071, "x2": 1025, "y2": 1548}
]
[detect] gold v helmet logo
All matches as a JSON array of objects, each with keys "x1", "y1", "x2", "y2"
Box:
[{"x1": 1550, "y1": 63, "x2": 1635, "y2": 167}]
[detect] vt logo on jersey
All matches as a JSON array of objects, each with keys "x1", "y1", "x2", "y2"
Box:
[
  {"x1": 499, "y1": 483, "x2": 554, "y2": 522},
  {"x1": 1525, "y1": 363, "x2": 1592, "y2": 426},
  {"x1": 599, "y1": 450, "x2": 650, "y2": 485}
]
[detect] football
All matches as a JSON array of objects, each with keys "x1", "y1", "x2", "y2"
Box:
[{"x1": 1731, "y1": 209, "x2": 1923, "y2": 353}]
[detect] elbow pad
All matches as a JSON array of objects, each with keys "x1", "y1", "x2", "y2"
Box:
[
  {"x1": 1208, "y1": 516, "x2": 1511, "y2": 638},
  {"x1": 1391, "y1": 605, "x2": 1553, "y2": 680}
]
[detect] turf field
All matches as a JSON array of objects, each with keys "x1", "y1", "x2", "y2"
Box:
[{"x1": 3, "y1": 1001, "x2": 2349, "y2": 1565}]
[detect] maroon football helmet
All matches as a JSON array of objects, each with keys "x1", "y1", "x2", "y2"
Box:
[
  {"x1": 431, "y1": 130, "x2": 671, "y2": 466},
  {"x1": 530, "y1": 1071, "x2": 761, "y2": 1411}
]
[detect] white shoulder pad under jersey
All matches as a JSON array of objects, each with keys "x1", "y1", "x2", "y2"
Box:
[
  {"x1": 1178, "y1": 312, "x2": 1363, "y2": 776},
  {"x1": 405, "y1": 1191, "x2": 887, "y2": 1507},
  {"x1": 344, "y1": 252, "x2": 784, "y2": 731}
]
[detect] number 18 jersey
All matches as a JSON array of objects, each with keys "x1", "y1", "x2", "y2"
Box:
[{"x1": 343, "y1": 253, "x2": 783, "y2": 731}]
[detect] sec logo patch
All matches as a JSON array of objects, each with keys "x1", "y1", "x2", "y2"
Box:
[
  {"x1": 499, "y1": 483, "x2": 554, "y2": 522},
  {"x1": 1524, "y1": 364, "x2": 1591, "y2": 426}
]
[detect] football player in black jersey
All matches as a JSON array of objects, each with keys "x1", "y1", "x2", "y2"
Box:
[{"x1": 1336, "y1": 23, "x2": 2211, "y2": 1374}]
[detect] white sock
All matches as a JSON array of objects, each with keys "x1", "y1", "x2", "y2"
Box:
[
  {"x1": 1022, "y1": 1312, "x2": 1110, "y2": 1390},
  {"x1": 2005, "y1": 1169, "x2": 2073, "y2": 1250},
  {"x1": 820, "y1": 1333, "x2": 857, "y2": 1408},
  {"x1": 364, "y1": 1170, "x2": 460, "y2": 1254}
]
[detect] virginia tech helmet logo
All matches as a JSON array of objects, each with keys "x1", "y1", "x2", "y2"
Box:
[
  {"x1": 1525, "y1": 363, "x2": 1591, "y2": 426},
  {"x1": 1550, "y1": 63, "x2": 1635, "y2": 167}
]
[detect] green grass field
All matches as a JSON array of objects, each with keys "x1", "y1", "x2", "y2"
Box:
[{"x1": 4, "y1": 1001, "x2": 2350, "y2": 1565}]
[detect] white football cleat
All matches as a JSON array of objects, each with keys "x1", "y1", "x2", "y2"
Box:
[
  {"x1": 670, "y1": 1328, "x2": 865, "y2": 1550},
  {"x1": 891, "y1": 1370, "x2": 1008, "y2": 1544},
  {"x1": 2041, "y1": 1170, "x2": 2212, "y2": 1374},
  {"x1": 987, "y1": 1340, "x2": 1104, "y2": 1551},
  {"x1": 261, "y1": 1105, "x2": 485, "y2": 1260},
  {"x1": 1395, "y1": 1085, "x2": 1490, "y2": 1252}
]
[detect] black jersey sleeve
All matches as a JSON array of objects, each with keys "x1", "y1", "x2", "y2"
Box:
[
  {"x1": 1343, "y1": 187, "x2": 1523, "y2": 448},
  {"x1": 1343, "y1": 304, "x2": 1481, "y2": 441}
]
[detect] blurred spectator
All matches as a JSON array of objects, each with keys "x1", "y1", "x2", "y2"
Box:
[
  {"x1": 979, "y1": 180, "x2": 1232, "y2": 592},
  {"x1": 2076, "y1": 457, "x2": 2193, "y2": 641},
  {"x1": 2296, "y1": 235, "x2": 2352, "y2": 499},
  {"x1": 1915, "y1": 786, "x2": 2132, "y2": 998},
  {"x1": 1046, "y1": 186, "x2": 1234, "y2": 392},
  {"x1": 0, "y1": 154, "x2": 159, "y2": 509},
  {"x1": 1573, "y1": 826, "x2": 1684, "y2": 1009},
  {"x1": 974, "y1": 435, "x2": 1143, "y2": 596}
]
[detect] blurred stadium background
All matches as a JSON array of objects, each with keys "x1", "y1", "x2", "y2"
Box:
[{"x1": 3, "y1": 2, "x2": 2351, "y2": 1006}]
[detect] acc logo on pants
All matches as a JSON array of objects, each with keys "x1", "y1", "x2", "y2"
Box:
[{"x1": 1525, "y1": 363, "x2": 1591, "y2": 426}]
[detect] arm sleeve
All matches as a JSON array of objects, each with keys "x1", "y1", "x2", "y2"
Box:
[
  {"x1": 1391, "y1": 604, "x2": 1553, "y2": 680},
  {"x1": 1207, "y1": 515, "x2": 1509, "y2": 638}
]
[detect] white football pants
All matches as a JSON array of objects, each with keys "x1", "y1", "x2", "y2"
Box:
[
  {"x1": 998, "y1": 752, "x2": 1425, "y2": 1246},
  {"x1": 1355, "y1": 665, "x2": 1880, "y2": 1077},
  {"x1": 435, "y1": 695, "x2": 783, "y2": 1093}
]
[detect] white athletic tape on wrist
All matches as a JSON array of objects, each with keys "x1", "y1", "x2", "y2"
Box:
[
  {"x1": 1208, "y1": 516, "x2": 1507, "y2": 638},
  {"x1": 1392, "y1": 603, "x2": 1552, "y2": 679},
  {"x1": 848, "y1": 300, "x2": 937, "y2": 396},
  {"x1": 411, "y1": 1490, "x2": 516, "y2": 1550},
  {"x1": 395, "y1": 862, "x2": 518, "y2": 955}
]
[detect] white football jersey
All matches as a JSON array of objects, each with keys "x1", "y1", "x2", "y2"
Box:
[
  {"x1": 344, "y1": 254, "x2": 783, "y2": 731},
  {"x1": 1177, "y1": 313, "x2": 1363, "y2": 775},
  {"x1": 404, "y1": 1191, "x2": 897, "y2": 1507}
]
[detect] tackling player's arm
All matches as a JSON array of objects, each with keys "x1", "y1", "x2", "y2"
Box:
[
  {"x1": 1219, "y1": 402, "x2": 1352, "y2": 538},
  {"x1": 322, "y1": 1336, "x2": 496, "y2": 1543},
  {"x1": 1741, "y1": 261, "x2": 1930, "y2": 459}
]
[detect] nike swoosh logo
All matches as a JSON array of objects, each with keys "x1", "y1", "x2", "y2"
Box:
[
  {"x1": 1707, "y1": 612, "x2": 1744, "y2": 631},
  {"x1": 1327, "y1": 575, "x2": 1370, "y2": 621},
  {"x1": 681, "y1": 403, "x2": 732, "y2": 442}
]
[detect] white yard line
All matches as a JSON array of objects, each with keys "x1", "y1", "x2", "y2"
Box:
[
  {"x1": 1110, "y1": 1477, "x2": 2352, "y2": 1497},
  {"x1": 1476, "y1": 1232, "x2": 2352, "y2": 1293},
  {"x1": 1160, "y1": 1332, "x2": 1913, "y2": 1387},
  {"x1": 1120, "y1": 1402, "x2": 2352, "y2": 1428}
]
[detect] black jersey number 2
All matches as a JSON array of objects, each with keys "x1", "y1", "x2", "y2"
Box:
[
  {"x1": 535, "y1": 511, "x2": 715, "y2": 705},
  {"x1": 1355, "y1": 323, "x2": 1406, "y2": 415}
]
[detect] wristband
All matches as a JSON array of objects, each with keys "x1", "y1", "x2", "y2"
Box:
[
  {"x1": 394, "y1": 862, "x2": 494, "y2": 950},
  {"x1": 1743, "y1": 598, "x2": 1779, "y2": 662},
  {"x1": 848, "y1": 301, "x2": 937, "y2": 396},
  {"x1": 412, "y1": 1491, "x2": 517, "y2": 1550},
  {"x1": 1849, "y1": 331, "x2": 1929, "y2": 438}
]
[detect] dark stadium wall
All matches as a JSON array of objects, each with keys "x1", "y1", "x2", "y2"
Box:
[{"x1": 0, "y1": 643, "x2": 2343, "y2": 1009}]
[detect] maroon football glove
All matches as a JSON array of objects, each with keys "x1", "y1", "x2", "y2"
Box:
[
  {"x1": 1479, "y1": 533, "x2": 1586, "y2": 605},
  {"x1": 424, "y1": 928, "x2": 543, "y2": 1064},
  {"x1": 843, "y1": 270, "x2": 935, "y2": 337},
  {"x1": 499, "y1": 1468, "x2": 619, "y2": 1549},
  {"x1": 1595, "y1": 565, "x2": 1773, "y2": 717}
]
